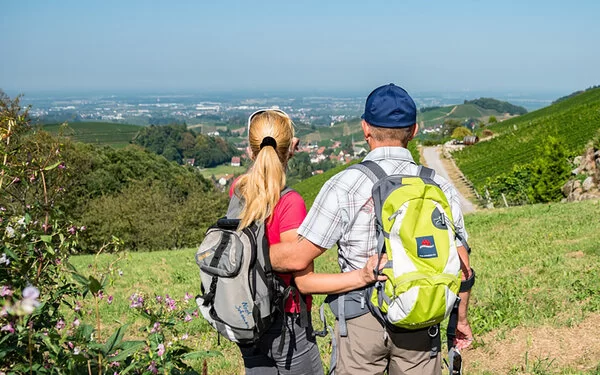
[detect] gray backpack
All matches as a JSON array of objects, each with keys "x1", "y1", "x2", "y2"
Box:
[{"x1": 195, "y1": 188, "x2": 297, "y2": 345}]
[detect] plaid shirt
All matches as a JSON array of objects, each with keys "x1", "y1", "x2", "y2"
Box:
[{"x1": 298, "y1": 147, "x2": 468, "y2": 273}]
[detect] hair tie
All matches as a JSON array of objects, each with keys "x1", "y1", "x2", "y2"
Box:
[{"x1": 260, "y1": 136, "x2": 277, "y2": 150}]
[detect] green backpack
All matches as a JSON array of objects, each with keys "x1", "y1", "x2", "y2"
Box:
[{"x1": 351, "y1": 160, "x2": 466, "y2": 330}]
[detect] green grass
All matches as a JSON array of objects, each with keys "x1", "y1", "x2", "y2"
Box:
[
  {"x1": 454, "y1": 87, "x2": 600, "y2": 189},
  {"x1": 70, "y1": 199, "x2": 600, "y2": 374},
  {"x1": 42, "y1": 122, "x2": 143, "y2": 148}
]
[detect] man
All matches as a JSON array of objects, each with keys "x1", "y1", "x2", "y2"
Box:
[{"x1": 271, "y1": 83, "x2": 473, "y2": 374}]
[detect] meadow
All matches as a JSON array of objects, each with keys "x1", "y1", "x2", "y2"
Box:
[{"x1": 71, "y1": 198, "x2": 600, "y2": 374}]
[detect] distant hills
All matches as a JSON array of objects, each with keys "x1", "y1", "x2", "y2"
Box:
[{"x1": 418, "y1": 98, "x2": 527, "y2": 128}]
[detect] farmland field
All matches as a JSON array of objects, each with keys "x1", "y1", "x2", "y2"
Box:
[
  {"x1": 454, "y1": 87, "x2": 600, "y2": 190},
  {"x1": 42, "y1": 122, "x2": 142, "y2": 148}
]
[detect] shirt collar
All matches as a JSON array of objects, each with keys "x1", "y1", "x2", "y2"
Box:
[{"x1": 363, "y1": 146, "x2": 415, "y2": 164}]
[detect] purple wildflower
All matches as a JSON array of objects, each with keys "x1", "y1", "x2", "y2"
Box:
[
  {"x1": 79, "y1": 225, "x2": 86, "y2": 231},
  {"x1": 129, "y1": 293, "x2": 143, "y2": 309},
  {"x1": 1, "y1": 323, "x2": 14, "y2": 333},
  {"x1": 155, "y1": 295, "x2": 162, "y2": 303},
  {"x1": 107, "y1": 295, "x2": 113, "y2": 304},
  {"x1": 150, "y1": 322, "x2": 161, "y2": 333},
  {"x1": 181, "y1": 333, "x2": 189, "y2": 340},
  {"x1": 74, "y1": 301, "x2": 82, "y2": 312},
  {"x1": 147, "y1": 361, "x2": 158, "y2": 374},
  {"x1": 157, "y1": 343, "x2": 165, "y2": 357},
  {"x1": 67, "y1": 226, "x2": 77, "y2": 235},
  {"x1": 184, "y1": 314, "x2": 192, "y2": 323},
  {"x1": 55, "y1": 319, "x2": 65, "y2": 330},
  {"x1": 58, "y1": 163, "x2": 66, "y2": 169},
  {"x1": 184, "y1": 292, "x2": 192, "y2": 303},
  {"x1": 72, "y1": 318, "x2": 80, "y2": 327},
  {"x1": 0, "y1": 286, "x2": 13, "y2": 297}
]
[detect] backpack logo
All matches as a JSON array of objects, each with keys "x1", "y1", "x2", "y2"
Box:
[{"x1": 416, "y1": 236, "x2": 438, "y2": 258}]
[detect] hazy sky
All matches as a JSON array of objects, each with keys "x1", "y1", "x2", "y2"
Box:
[{"x1": 2, "y1": 0, "x2": 599, "y2": 95}]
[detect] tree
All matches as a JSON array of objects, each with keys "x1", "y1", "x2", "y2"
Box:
[
  {"x1": 488, "y1": 115, "x2": 498, "y2": 124},
  {"x1": 451, "y1": 126, "x2": 473, "y2": 139}
]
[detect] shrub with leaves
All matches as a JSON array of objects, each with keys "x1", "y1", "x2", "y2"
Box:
[{"x1": 1, "y1": 92, "x2": 217, "y2": 373}]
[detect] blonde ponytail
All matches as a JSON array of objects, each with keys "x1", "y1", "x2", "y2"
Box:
[{"x1": 235, "y1": 110, "x2": 294, "y2": 230}]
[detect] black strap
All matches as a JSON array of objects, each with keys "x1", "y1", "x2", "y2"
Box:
[
  {"x1": 446, "y1": 297, "x2": 461, "y2": 351},
  {"x1": 460, "y1": 268, "x2": 476, "y2": 293}
]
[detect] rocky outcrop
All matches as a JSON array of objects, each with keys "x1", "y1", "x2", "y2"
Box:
[{"x1": 562, "y1": 146, "x2": 600, "y2": 202}]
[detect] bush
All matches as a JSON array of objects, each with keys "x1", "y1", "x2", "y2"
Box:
[
  {"x1": 1, "y1": 92, "x2": 216, "y2": 373},
  {"x1": 483, "y1": 136, "x2": 572, "y2": 206}
]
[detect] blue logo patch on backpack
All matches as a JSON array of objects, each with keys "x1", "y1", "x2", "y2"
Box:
[{"x1": 416, "y1": 235, "x2": 438, "y2": 258}]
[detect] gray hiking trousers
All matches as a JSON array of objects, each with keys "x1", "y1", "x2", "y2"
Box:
[{"x1": 238, "y1": 313, "x2": 324, "y2": 375}]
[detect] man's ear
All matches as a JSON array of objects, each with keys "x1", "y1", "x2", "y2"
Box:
[
  {"x1": 361, "y1": 120, "x2": 371, "y2": 139},
  {"x1": 410, "y1": 123, "x2": 419, "y2": 140}
]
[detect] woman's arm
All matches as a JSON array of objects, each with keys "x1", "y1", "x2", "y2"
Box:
[{"x1": 279, "y1": 229, "x2": 385, "y2": 295}]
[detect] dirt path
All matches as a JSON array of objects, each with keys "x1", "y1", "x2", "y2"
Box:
[{"x1": 421, "y1": 146, "x2": 477, "y2": 213}]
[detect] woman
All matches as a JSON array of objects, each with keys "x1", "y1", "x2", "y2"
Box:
[{"x1": 233, "y1": 109, "x2": 381, "y2": 374}]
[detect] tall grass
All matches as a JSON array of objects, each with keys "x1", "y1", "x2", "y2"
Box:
[{"x1": 71, "y1": 199, "x2": 600, "y2": 374}]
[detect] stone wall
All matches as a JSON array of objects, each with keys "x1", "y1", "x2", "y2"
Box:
[{"x1": 562, "y1": 146, "x2": 600, "y2": 202}]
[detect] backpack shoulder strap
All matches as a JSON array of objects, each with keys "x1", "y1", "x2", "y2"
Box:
[
  {"x1": 348, "y1": 160, "x2": 387, "y2": 183},
  {"x1": 417, "y1": 165, "x2": 436, "y2": 180}
]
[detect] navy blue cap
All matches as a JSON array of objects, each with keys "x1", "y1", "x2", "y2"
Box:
[{"x1": 361, "y1": 83, "x2": 417, "y2": 128}]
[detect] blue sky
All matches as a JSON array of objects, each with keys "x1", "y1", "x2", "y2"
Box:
[{"x1": 1, "y1": 0, "x2": 599, "y2": 95}]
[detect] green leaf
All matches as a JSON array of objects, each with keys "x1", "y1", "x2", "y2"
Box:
[
  {"x1": 88, "y1": 276, "x2": 102, "y2": 294},
  {"x1": 43, "y1": 161, "x2": 61, "y2": 171},
  {"x1": 108, "y1": 341, "x2": 144, "y2": 362},
  {"x1": 24, "y1": 213, "x2": 32, "y2": 224},
  {"x1": 104, "y1": 324, "x2": 129, "y2": 355},
  {"x1": 3, "y1": 247, "x2": 17, "y2": 260},
  {"x1": 40, "y1": 235, "x2": 53, "y2": 243}
]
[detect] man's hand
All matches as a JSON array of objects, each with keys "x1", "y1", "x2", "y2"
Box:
[
  {"x1": 454, "y1": 319, "x2": 473, "y2": 350},
  {"x1": 359, "y1": 254, "x2": 388, "y2": 284}
]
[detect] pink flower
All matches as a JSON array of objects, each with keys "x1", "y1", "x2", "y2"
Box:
[
  {"x1": 97, "y1": 291, "x2": 104, "y2": 300},
  {"x1": 58, "y1": 163, "x2": 66, "y2": 169},
  {"x1": 1, "y1": 323, "x2": 14, "y2": 333},
  {"x1": 147, "y1": 361, "x2": 158, "y2": 374},
  {"x1": 74, "y1": 301, "x2": 82, "y2": 312},
  {"x1": 79, "y1": 226, "x2": 86, "y2": 231},
  {"x1": 181, "y1": 333, "x2": 189, "y2": 340},
  {"x1": 184, "y1": 314, "x2": 192, "y2": 323},
  {"x1": 150, "y1": 322, "x2": 161, "y2": 333},
  {"x1": 155, "y1": 295, "x2": 162, "y2": 303},
  {"x1": 67, "y1": 226, "x2": 77, "y2": 235},
  {"x1": 72, "y1": 318, "x2": 80, "y2": 327},
  {"x1": 129, "y1": 293, "x2": 143, "y2": 308},
  {"x1": 157, "y1": 343, "x2": 165, "y2": 357},
  {"x1": 192, "y1": 310, "x2": 198, "y2": 317},
  {"x1": 107, "y1": 295, "x2": 113, "y2": 304},
  {"x1": 67, "y1": 341, "x2": 74, "y2": 349},
  {"x1": 55, "y1": 319, "x2": 65, "y2": 330},
  {"x1": 0, "y1": 286, "x2": 13, "y2": 297},
  {"x1": 184, "y1": 292, "x2": 192, "y2": 303}
]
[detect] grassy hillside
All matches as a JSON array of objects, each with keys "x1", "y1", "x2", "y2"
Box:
[
  {"x1": 418, "y1": 103, "x2": 511, "y2": 128},
  {"x1": 453, "y1": 87, "x2": 600, "y2": 189},
  {"x1": 70, "y1": 199, "x2": 600, "y2": 374},
  {"x1": 42, "y1": 121, "x2": 142, "y2": 148}
]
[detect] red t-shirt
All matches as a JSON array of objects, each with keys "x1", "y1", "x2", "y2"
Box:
[{"x1": 229, "y1": 183, "x2": 312, "y2": 313}]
